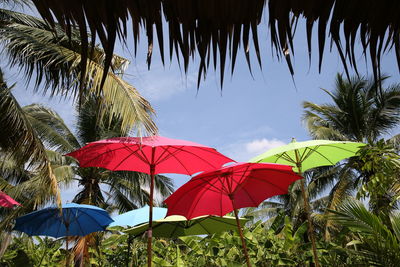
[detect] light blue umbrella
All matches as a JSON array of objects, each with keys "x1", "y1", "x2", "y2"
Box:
[
  {"x1": 109, "y1": 205, "x2": 167, "y2": 228},
  {"x1": 109, "y1": 205, "x2": 168, "y2": 266}
]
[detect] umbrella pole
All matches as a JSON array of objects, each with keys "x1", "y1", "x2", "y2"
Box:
[
  {"x1": 233, "y1": 208, "x2": 251, "y2": 267},
  {"x1": 65, "y1": 224, "x2": 69, "y2": 267},
  {"x1": 297, "y1": 167, "x2": 320, "y2": 267},
  {"x1": 147, "y1": 164, "x2": 155, "y2": 267}
]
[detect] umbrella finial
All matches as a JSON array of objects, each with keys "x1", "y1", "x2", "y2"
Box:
[{"x1": 291, "y1": 137, "x2": 297, "y2": 143}]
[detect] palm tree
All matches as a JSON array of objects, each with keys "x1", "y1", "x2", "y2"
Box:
[
  {"x1": 27, "y1": 0, "x2": 400, "y2": 87},
  {"x1": 0, "y1": 69, "x2": 61, "y2": 213},
  {"x1": 303, "y1": 73, "x2": 400, "y2": 227},
  {"x1": 0, "y1": 7, "x2": 157, "y2": 136},
  {"x1": 303, "y1": 74, "x2": 400, "y2": 143},
  {"x1": 0, "y1": 6, "x2": 158, "y2": 208},
  {"x1": 23, "y1": 97, "x2": 173, "y2": 210}
]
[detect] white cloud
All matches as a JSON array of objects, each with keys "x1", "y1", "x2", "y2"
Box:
[
  {"x1": 222, "y1": 138, "x2": 286, "y2": 162},
  {"x1": 245, "y1": 138, "x2": 286, "y2": 155}
]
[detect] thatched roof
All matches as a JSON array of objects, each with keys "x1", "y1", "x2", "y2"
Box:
[{"x1": 31, "y1": 0, "x2": 400, "y2": 86}]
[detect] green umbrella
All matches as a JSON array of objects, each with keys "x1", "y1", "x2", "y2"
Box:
[
  {"x1": 250, "y1": 138, "x2": 365, "y2": 267},
  {"x1": 251, "y1": 139, "x2": 365, "y2": 173},
  {"x1": 124, "y1": 215, "x2": 248, "y2": 238}
]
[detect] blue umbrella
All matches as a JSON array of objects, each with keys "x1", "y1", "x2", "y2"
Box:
[
  {"x1": 14, "y1": 203, "x2": 113, "y2": 237},
  {"x1": 14, "y1": 203, "x2": 113, "y2": 267},
  {"x1": 109, "y1": 205, "x2": 167, "y2": 228}
]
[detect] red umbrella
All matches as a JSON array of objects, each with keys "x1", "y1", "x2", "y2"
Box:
[
  {"x1": 67, "y1": 136, "x2": 234, "y2": 267},
  {"x1": 0, "y1": 191, "x2": 21, "y2": 208},
  {"x1": 164, "y1": 162, "x2": 301, "y2": 267}
]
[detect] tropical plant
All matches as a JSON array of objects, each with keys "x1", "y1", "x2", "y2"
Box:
[
  {"x1": 98, "y1": 219, "x2": 314, "y2": 266},
  {"x1": 330, "y1": 199, "x2": 400, "y2": 266},
  {"x1": 303, "y1": 74, "x2": 400, "y2": 143},
  {"x1": 0, "y1": 235, "x2": 65, "y2": 266},
  {"x1": 355, "y1": 142, "x2": 400, "y2": 217}
]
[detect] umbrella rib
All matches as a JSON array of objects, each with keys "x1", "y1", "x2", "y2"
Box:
[
  {"x1": 73, "y1": 209, "x2": 108, "y2": 234},
  {"x1": 235, "y1": 166, "x2": 251, "y2": 185},
  {"x1": 324, "y1": 144, "x2": 363, "y2": 153},
  {"x1": 110, "y1": 144, "x2": 150, "y2": 171},
  {"x1": 74, "y1": 145, "x2": 131, "y2": 166},
  {"x1": 71, "y1": 210, "x2": 87, "y2": 236},
  {"x1": 209, "y1": 216, "x2": 240, "y2": 228},
  {"x1": 187, "y1": 178, "x2": 223, "y2": 218},
  {"x1": 169, "y1": 222, "x2": 181, "y2": 238},
  {"x1": 275, "y1": 152, "x2": 297, "y2": 164},
  {"x1": 299, "y1": 147, "x2": 310, "y2": 162},
  {"x1": 195, "y1": 175, "x2": 229, "y2": 194},
  {"x1": 196, "y1": 218, "x2": 211, "y2": 235},
  {"x1": 248, "y1": 176, "x2": 291, "y2": 194},
  {"x1": 236, "y1": 185, "x2": 259, "y2": 208},
  {"x1": 155, "y1": 146, "x2": 192, "y2": 174},
  {"x1": 152, "y1": 146, "x2": 176, "y2": 165},
  {"x1": 29, "y1": 208, "x2": 58, "y2": 236},
  {"x1": 30, "y1": 212, "x2": 57, "y2": 237},
  {"x1": 55, "y1": 213, "x2": 64, "y2": 237},
  {"x1": 161, "y1": 146, "x2": 232, "y2": 173},
  {"x1": 304, "y1": 146, "x2": 336, "y2": 166}
]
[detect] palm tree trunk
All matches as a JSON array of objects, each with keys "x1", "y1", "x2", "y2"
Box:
[{"x1": 299, "y1": 173, "x2": 320, "y2": 267}]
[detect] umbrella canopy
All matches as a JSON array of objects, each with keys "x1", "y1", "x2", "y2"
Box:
[
  {"x1": 67, "y1": 135, "x2": 233, "y2": 267},
  {"x1": 249, "y1": 139, "x2": 365, "y2": 267},
  {"x1": 14, "y1": 203, "x2": 113, "y2": 237},
  {"x1": 124, "y1": 215, "x2": 248, "y2": 238},
  {"x1": 66, "y1": 136, "x2": 233, "y2": 175},
  {"x1": 109, "y1": 205, "x2": 167, "y2": 228},
  {"x1": 165, "y1": 162, "x2": 301, "y2": 219},
  {"x1": 250, "y1": 139, "x2": 365, "y2": 172},
  {"x1": 0, "y1": 191, "x2": 21, "y2": 208},
  {"x1": 165, "y1": 162, "x2": 301, "y2": 267}
]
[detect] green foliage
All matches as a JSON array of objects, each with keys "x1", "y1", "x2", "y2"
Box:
[
  {"x1": 1, "y1": 236, "x2": 64, "y2": 266},
  {"x1": 356, "y1": 141, "x2": 400, "y2": 202},
  {"x1": 97, "y1": 219, "x2": 316, "y2": 266},
  {"x1": 330, "y1": 199, "x2": 400, "y2": 266},
  {"x1": 0, "y1": 8, "x2": 157, "y2": 135}
]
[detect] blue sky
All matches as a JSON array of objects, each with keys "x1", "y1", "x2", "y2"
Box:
[{"x1": 5, "y1": 13, "x2": 400, "y2": 201}]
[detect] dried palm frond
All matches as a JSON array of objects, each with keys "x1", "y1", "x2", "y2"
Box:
[{"x1": 30, "y1": 0, "x2": 400, "y2": 87}]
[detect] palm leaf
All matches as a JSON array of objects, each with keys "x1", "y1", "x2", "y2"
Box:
[
  {"x1": 0, "y1": 8, "x2": 157, "y2": 135},
  {"x1": 330, "y1": 199, "x2": 400, "y2": 265},
  {"x1": 24, "y1": 104, "x2": 81, "y2": 153},
  {"x1": 0, "y1": 71, "x2": 60, "y2": 205}
]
